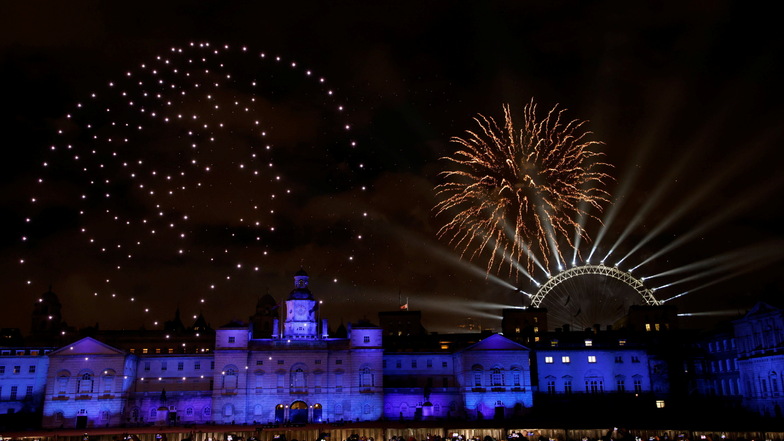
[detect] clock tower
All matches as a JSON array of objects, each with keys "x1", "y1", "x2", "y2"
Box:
[{"x1": 283, "y1": 269, "x2": 320, "y2": 339}]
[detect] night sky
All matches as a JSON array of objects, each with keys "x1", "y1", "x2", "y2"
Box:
[{"x1": 2, "y1": 1, "x2": 782, "y2": 334}]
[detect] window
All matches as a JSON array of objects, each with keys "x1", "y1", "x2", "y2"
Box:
[
  {"x1": 186, "y1": 407, "x2": 194, "y2": 416},
  {"x1": 513, "y1": 371, "x2": 521, "y2": 387},
  {"x1": 615, "y1": 356, "x2": 623, "y2": 363},
  {"x1": 256, "y1": 360, "x2": 263, "y2": 366},
  {"x1": 546, "y1": 378, "x2": 556, "y2": 394},
  {"x1": 634, "y1": 378, "x2": 643, "y2": 393},
  {"x1": 564, "y1": 378, "x2": 573, "y2": 394},
  {"x1": 588, "y1": 355, "x2": 597, "y2": 363},
  {"x1": 57, "y1": 374, "x2": 69, "y2": 395},
  {"x1": 360, "y1": 367, "x2": 374, "y2": 388},
  {"x1": 427, "y1": 360, "x2": 432, "y2": 368},
  {"x1": 631, "y1": 356, "x2": 640, "y2": 363},
  {"x1": 473, "y1": 371, "x2": 482, "y2": 387},
  {"x1": 168, "y1": 348, "x2": 174, "y2": 354},
  {"x1": 586, "y1": 379, "x2": 603, "y2": 393},
  {"x1": 142, "y1": 348, "x2": 148, "y2": 354},
  {"x1": 10, "y1": 386, "x2": 18, "y2": 400},
  {"x1": 144, "y1": 362, "x2": 151, "y2": 371},
  {"x1": 335, "y1": 372, "x2": 343, "y2": 393},
  {"x1": 550, "y1": 339, "x2": 559, "y2": 347},
  {"x1": 29, "y1": 365, "x2": 36, "y2": 373},
  {"x1": 584, "y1": 339, "x2": 593, "y2": 347},
  {"x1": 442, "y1": 361, "x2": 448, "y2": 368},
  {"x1": 645, "y1": 323, "x2": 651, "y2": 331},
  {"x1": 26, "y1": 385, "x2": 33, "y2": 399},
  {"x1": 618, "y1": 339, "x2": 627, "y2": 346},
  {"x1": 195, "y1": 361, "x2": 201, "y2": 370},
  {"x1": 561, "y1": 356, "x2": 571, "y2": 364},
  {"x1": 315, "y1": 360, "x2": 321, "y2": 365},
  {"x1": 210, "y1": 361, "x2": 215, "y2": 369},
  {"x1": 363, "y1": 336, "x2": 370, "y2": 343},
  {"x1": 13, "y1": 366, "x2": 20, "y2": 374},
  {"x1": 103, "y1": 374, "x2": 114, "y2": 393},
  {"x1": 155, "y1": 348, "x2": 161, "y2": 354},
  {"x1": 412, "y1": 360, "x2": 417, "y2": 368},
  {"x1": 78, "y1": 373, "x2": 94, "y2": 394},
  {"x1": 655, "y1": 400, "x2": 665, "y2": 408},
  {"x1": 277, "y1": 360, "x2": 284, "y2": 365},
  {"x1": 161, "y1": 362, "x2": 167, "y2": 371},
  {"x1": 292, "y1": 368, "x2": 306, "y2": 389},
  {"x1": 616, "y1": 378, "x2": 626, "y2": 392},
  {"x1": 0, "y1": 366, "x2": 4, "y2": 374},
  {"x1": 545, "y1": 356, "x2": 554, "y2": 364},
  {"x1": 228, "y1": 336, "x2": 236, "y2": 343},
  {"x1": 336, "y1": 359, "x2": 343, "y2": 365},
  {"x1": 396, "y1": 360, "x2": 402, "y2": 368},
  {"x1": 491, "y1": 368, "x2": 503, "y2": 386}
]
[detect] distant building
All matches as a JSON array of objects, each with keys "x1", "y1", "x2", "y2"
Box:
[{"x1": 2, "y1": 275, "x2": 783, "y2": 429}]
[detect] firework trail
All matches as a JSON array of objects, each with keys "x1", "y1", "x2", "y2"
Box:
[{"x1": 435, "y1": 100, "x2": 611, "y2": 280}]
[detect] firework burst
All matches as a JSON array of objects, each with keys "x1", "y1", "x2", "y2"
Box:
[{"x1": 435, "y1": 100, "x2": 612, "y2": 280}]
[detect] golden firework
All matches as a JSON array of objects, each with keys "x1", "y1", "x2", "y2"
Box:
[{"x1": 435, "y1": 100, "x2": 612, "y2": 279}]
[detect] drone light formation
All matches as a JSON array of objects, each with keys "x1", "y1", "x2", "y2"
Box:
[
  {"x1": 21, "y1": 42, "x2": 366, "y2": 327},
  {"x1": 435, "y1": 100, "x2": 612, "y2": 281}
]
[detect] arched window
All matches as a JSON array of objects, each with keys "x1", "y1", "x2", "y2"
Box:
[
  {"x1": 223, "y1": 367, "x2": 238, "y2": 391},
  {"x1": 78, "y1": 372, "x2": 94, "y2": 394},
  {"x1": 150, "y1": 408, "x2": 157, "y2": 418},
  {"x1": 102, "y1": 370, "x2": 116, "y2": 394},
  {"x1": 360, "y1": 367, "x2": 374, "y2": 388},
  {"x1": 472, "y1": 364, "x2": 483, "y2": 387},
  {"x1": 491, "y1": 367, "x2": 503, "y2": 386},
  {"x1": 57, "y1": 372, "x2": 70, "y2": 395},
  {"x1": 291, "y1": 366, "x2": 306, "y2": 390}
]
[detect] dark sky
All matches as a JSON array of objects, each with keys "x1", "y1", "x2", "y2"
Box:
[{"x1": 2, "y1": 1, "x2": 782, "y2": 334}]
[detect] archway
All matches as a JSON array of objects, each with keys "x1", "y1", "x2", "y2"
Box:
[{"x1": 290, "y1": 401, "x2": 308, "y2": 424}]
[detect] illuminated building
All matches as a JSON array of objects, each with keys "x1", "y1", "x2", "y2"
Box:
[
  {"x1": 732, "y1": 302, "x2": 784, "y2": 418},
  {"x1": 2, "y1": 275, "x2": 782, "y2": 429}
]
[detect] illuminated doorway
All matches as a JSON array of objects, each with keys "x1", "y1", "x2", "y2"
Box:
[{"x1": 290, "y1": 401, "x2": 308, "y2": 424}]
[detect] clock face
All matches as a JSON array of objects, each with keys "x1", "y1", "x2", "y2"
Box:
[{"x1": 294, "y1": 303, "x2": 308, "y2": 319}]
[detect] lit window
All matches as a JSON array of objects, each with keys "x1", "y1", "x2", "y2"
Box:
[
  {"x1": 655, "y1": 323, "x2": 660, "y2": 331},
  {"x1": 142, "y1": 348, "x2": 148, "y2": 354},
  {"x1": 550, "y1": 340, "x2": 559, "y2": 347},
  {"x1": 533, "y1": 326, "x2": 539, "y2": 333},
  {"x1": 515, "y1": 327, "x2": 521, "y2": 333},
  {"x1": 561, "y1": 356, "x2": 570, "y2": 364},
  {"x1": 618, "y1": 339, "x2": 627, "y2": 346},
  {"x1": 545, "y1": 356, "x2": 554, "y2": 364},
  {"x1": 584, "y1": 339, "x2": 593, "y2": 347},
  {"x1": 588, "y1": 356, "x2": 597, "y2": 363},
  {"x1": 645, "y1": 323, "x2": 651, "y2": 331},
  {"x1": 656, "y1": 400, "x2": 665, "y2": 408}
]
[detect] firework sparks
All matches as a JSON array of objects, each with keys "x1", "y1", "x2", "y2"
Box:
[{"x1": 435, "y1": 100, "x2": 612, "y2": 280}]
